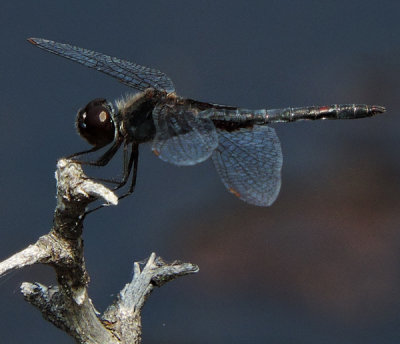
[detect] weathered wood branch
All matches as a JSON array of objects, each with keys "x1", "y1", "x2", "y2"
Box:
[{"x1": 0, "y1": 159, "x2": 199, "y2": 343}]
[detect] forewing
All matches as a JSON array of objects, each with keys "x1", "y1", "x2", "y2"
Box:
[
  {"x1": 152, "y1": 105, "x2": 218, "y2": 166},
  {"x1": 28, "y1": 38, "x2": 175, "y2": 93},
  {"x1": 212, "y1": 125, "x2": 282, "y2": 206}
]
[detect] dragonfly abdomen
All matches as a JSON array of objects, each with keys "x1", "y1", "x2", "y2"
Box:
[
  {"x1": 266, "y1": 104, "x2": 386, "y2": 123},
  {"x1": 207, "y1": 108, "x2": 269, "y2": 131},
  {"x1": 207, "y1": 104, "x2": 385, "y2": 128}
]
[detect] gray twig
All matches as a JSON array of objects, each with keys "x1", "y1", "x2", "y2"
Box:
[{"x1": 0, "y1": 159, "x2": 199, "y2": 343}]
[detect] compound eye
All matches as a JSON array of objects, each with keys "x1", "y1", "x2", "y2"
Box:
[{"x1": 76, "y1": 98, "x2": 115, "y2": 147}]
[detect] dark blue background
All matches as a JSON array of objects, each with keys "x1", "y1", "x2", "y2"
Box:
[{"x1": 0, "y1": 1, "x2": 399, "y2": 343}]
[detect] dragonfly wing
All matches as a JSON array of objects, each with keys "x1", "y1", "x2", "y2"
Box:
[
  {"x1": 28, "y1": 38, "x2": 175, "y2": 93},
  {"x1": 152, "y1": 105, "x2": 218, "y2": 166},
  {"x1": 212, "y1": 125, "x2": 282, "y2": 206}
]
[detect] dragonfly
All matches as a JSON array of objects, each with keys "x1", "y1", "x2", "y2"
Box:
[{"x1": 28, "y1": 38, "x2": 386, "y2": 207}]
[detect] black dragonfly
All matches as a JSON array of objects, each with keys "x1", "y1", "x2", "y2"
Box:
[{"x1": 28, "y1": 38, "x2": 386, "y2": 206}]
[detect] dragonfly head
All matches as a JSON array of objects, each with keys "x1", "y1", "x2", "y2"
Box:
[{"x1": 76, "y1": 98, "x2": 115, "y2": 147}]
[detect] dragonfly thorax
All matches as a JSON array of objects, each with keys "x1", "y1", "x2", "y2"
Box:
[
  {"x1": 118, "y1": 91, "x2": 160, "y2": 144},
  {"x1": 76, "y1": 98, "x2": 115, "y2": 148}
]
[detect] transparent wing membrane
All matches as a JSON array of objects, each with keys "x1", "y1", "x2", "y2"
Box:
[
  {"x1": 28, "y1": 38, "x2": 175, "y2": 93},
  {"x1": 152, "y1": 105, "x2": 218, "y2": 166},
  {"x1": 212, "y1": 125, "x2": 282, "y2": 206}
]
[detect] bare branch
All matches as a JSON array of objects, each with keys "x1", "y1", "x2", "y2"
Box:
[
  {"x1": 0, "y1": 159, "x2": 199, "y2": 343},
  {"x1": 21, "y1": 282, "x2": 118, "y2": 344},
  {"x1": 55, "y1": 159, "x2": 118, "y2": 208},
  {"x1": 103, "y1": 253, "x2": 199, "y2": 342},
  {"x1": 0, "y1": 241, "x2": 50, "y2": 278}
]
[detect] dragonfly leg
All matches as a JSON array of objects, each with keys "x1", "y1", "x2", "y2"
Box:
[
  {"x1": 69, "y1": 139, "x2": 123, "y2": 188},
  {"x1": 66, "y1": 145, "x2": 104, "y2": 159},
  {"x1": 85, "y1": 142, "x2": 138, "y2": 188},
  {"x1": 63, "y1": 140, "x2": 123, "y2": 187},
  {"x1": 103, "y1": 142, "x2": 137, "y2": 190},
  {"x1": 117, "y1": 143, "x2": 139, "y2": 200},
  {"x1": 83, "y1": 143, "x2": 139, "y2": 215},
  {"x1": 67, "y1": 138, "x2": 123, "y2": 167},
  {"x1": 89, "y1": 139, "x2": 123, "y2": 166}
]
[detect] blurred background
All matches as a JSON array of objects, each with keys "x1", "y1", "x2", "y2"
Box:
[{"x1": 0, "y1": 1, "x2": 399, "y2": 343}]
